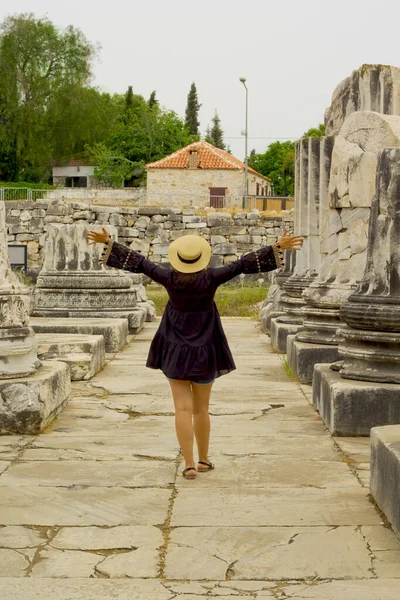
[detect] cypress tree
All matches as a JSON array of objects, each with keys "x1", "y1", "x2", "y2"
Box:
[
  {"x1": 125, "y1": 86, "x2": 134, "y2": 111},
  {"x1": 148, "y1": 91, "x2": 158, "y2": 109},
  {"x1": 185, "y1": 82, "x2": 201, "y2": 135},
  {"x1": 207, "y1": 111, "x2": 225, "y2": 150}
]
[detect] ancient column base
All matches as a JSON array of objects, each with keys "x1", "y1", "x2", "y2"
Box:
[
  {"x1": 30, "y1": 318, "x2": 129, "y2": 353},
  {"x1": 0, "y1": 361, "x2": 70, "y2": 435},
  {"x1": 0, "y1": 326, "x2": 41, "y2": 379},
  {"x1": 287, "y1": 335, "x2": 339, "y2": 384},
  {"x1": 371, "y1": 425, "x2": 400, "y2": 538},
  {"x1": 337, "y1": 326, "x2": 400, "y2": 384},
  {"x1": 270, "y1": 318, "x2": 305, "y2": 354},
  {"x1": 260, "y1": 309, "x2": 286, "y2": 335},
  {"x1": 32, "y1": 306, "x2": 147, "y2": 335},
  {"x1": 36, "y1": 333, "x2": 106, "y2": 381},
  {"x1": 312, "y1": 364, "x2": 400, "y2": 436}
]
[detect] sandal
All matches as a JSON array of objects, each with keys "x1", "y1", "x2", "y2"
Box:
[
  {"x1": 182, "y1": 467, "x2": 197, "y2": 480},
  {"x1": 197, "y1": 461, "x2": 215, "y2": 472}
]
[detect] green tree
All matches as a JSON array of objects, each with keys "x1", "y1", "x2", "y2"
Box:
[
  {"x1": 88, "y1": 103, "x2": 194, "y2": 187},
  {"x1": 205, "y1": 111, "x2": 226, "y2": 150},
  {"x1": 148, "y1": 91, "x2": 158, "y2": 109},
  {"x1": 303, "y1": 123, "x2": 326, "y2": 137},
  {"x1": 0, "y1": 12, "x2": 97, "y2": 181},
  {"x1": 248, "y1": 141, "x2": 295, "y2": 196},
  {"x1": 185, "y1": 82, "x2": 201, "y2": 135}
]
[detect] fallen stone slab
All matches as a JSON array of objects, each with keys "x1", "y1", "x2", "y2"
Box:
[
  {"x1": 36, "y1": 333, "x2": 105, "y2": 380},
  {"x1": 313, "y1": 363, "x2": 400, "y2": 436},
  {"x1": 0, "y1": 361, "x2": 70, "y2": 435},
  {"x1": 371, "y1": 425, "x2": 400, "y2": 539},
  {"x1": 30, "y1": 317, "x2": 128, "y2": 353}
]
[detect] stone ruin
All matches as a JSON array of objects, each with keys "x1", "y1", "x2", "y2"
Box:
[
  {"x1": 32, "y1": 222, "x2": 149, "y2": 334},
  {"x1": 0, "y1": 200, "x2": 70, "y2": 434},
  {"x1": 262, "y1": 63, "x2": 400, "y2": 539}
]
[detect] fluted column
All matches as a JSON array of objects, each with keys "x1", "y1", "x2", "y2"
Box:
[{"x1": 338, "y1": 147, "x2": 400, "y2": 382}]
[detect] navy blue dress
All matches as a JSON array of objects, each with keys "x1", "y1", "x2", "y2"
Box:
[{"x1": 101, "y1": 240, "x2": 281, "y2": 381}]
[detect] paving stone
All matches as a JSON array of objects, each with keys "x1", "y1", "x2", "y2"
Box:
[
  {"x1": 0, "y1": 525, "x2": 45, "y2": 548},
  {"x1": 172, "y1": 487, "x2": 381, "y2": 527},
  {"x1": 0, "y1": 487, "x2": 170, "y2": 525},
  {"x1": 280, "y1": 579, "x2": 400, "y2": 599},
  {"x1": 51, "y1": 525, "x2": 162, "y2": 550},
  {"x1": 0, "y1": 549, "x2": 29, "y2": 576},
  {"x1": 0, "y1": 578, "x2": 172, "y2": 600},
  {"x1": 166, "y1": 526, "x2": 373, "y2": 580},
  {"x1": 0, "y1": 459, "x2": 176, "y2": 487},
  {"x1": 31, "y1": 547, "x2": 100, "y2": 577},
  {"x1": 96, "y1": 548, "x2": 159, "y2": 577},
  {"x1": 0, "y1": 461, "x2": 10, "y2": 474}
]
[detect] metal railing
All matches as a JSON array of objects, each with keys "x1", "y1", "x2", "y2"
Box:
[{"x1": 0, "y1": 186, "x2": 145, "y2": 204}]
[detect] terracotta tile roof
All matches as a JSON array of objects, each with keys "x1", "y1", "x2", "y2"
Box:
[{"x1": 146, "y1": 141, "x2": 270, "y2": 181}]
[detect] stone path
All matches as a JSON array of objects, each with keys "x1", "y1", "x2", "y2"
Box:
[{"x1": 0, "y1": 319, "x2": 400, "y2": 599}]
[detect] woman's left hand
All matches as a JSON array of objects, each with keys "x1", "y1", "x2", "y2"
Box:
[{"x1": 276, "y1": 230, "x2": 304, "y2": 250}]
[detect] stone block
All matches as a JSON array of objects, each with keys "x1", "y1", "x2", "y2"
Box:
[
  {"x1": 15, "y1": 234, "x2": 34, "y2": 242},
  {"x1": 0, "y1": 361, "x2": 70, "y2": 435},
  {"x1": 207, "y1": 215, "x2": 233, "y2": 227},
  {"x1": 129, "y1": 239, "x2": 150, "y2": 253},
  {"x1": 223, "y1": 255, "x2": 237, "y2": 264},
  {"x1": 182, "y1": 215, "x2": 202, "y2": 223},
  {"x1": 73, "y1": 210, "x2": 94, "y2": 220},
  {"x1": 36, "y1": 333, "x2": 105, "y2": 381},
  {"x1": 146, "y1": 223, "x2": 163, "y2": 237},
  {"x1": 117, "y1": 227, "x2": 139, "y2": 238},
  {"x1": 138, "y1": 207, "x2": 173, "y2": 216},
  {"x1": 151, "y1": 215, "x2": 166, "y2": 223},
  {"x1": 127, "y1": 307, "x2": 147, "y2": 334},
  {"x1": 270, "y1": 319, "x2": 305, "y2": 354},
  {"x1": 46, "y1": 204, "x2": 73, "y2": 217},
  {"x1": 213, "y1": 243, "x2": 237, "y2": 255},
  {"x1": 210, "y1": 235, "x2": 226, "y2": 245},
  {"x1": 209, "y1": 255, "x2": 223, "y2": 267},
  {"x1": 19, "y1": 210, "x2": 32, "y2": 222},
  {"x1": 151, "y1": 244, "x2": 169, "y2": 255},
  {"x1": 135, "y1": 217, "x2": 151, "y2": 229},
  {"x1": 95, "y1": 212, "x2": 110, "y2": 224},
  {"x1": 137, "y1": 301, "x2": 157, "y2": 322},
  {"x1": 287, "y1": 336, "x2": 339, "y2": 384},
  {"x1": 349, "y1": 219, "x2": 368, "y2": 254},
  {"x1": 370, "y1": 425, "x2": 400, "y2": 538},
  {"x1": 30, "y1": 318, "x2": 129, "y2": 353},
  {"x1": 185, "y1": 222, "x2": 207, "y2": 229},
  {"x1": 182, "y1": 208, "x2": 196, "y2": 215},
  {"x1": 109, "y1": 213, "x2": 127, "y2": 227},
  {"x1": 212, "y1": 225, "x2": 247, "y2": 236},
  {"x1": 313, "y1": 363, "x2": 400, "y2": 436},
  {"x1": 341, "y1": 207, "x2": 370, "y2": 229}
]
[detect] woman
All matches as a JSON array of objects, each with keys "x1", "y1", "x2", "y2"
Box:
[{"x1": 87, "y1": 227, "x2": 303, "y2": 479}]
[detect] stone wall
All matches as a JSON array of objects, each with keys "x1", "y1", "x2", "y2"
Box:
[{"x1": 5, "y1": 200, "x2": 294, "y2": 279}]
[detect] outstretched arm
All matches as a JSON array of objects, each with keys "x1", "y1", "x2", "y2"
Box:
[
  {"x1": 87, "y1": 228, "x2": 170, "y2": 286},
  {"x1": 211, "y1": 231, "x2": 303, "y2": 286}
]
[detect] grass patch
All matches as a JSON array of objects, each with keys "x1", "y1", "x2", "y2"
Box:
[
  {"x1": 146, "y1": 284, "x2": 269, "y2": 318},
  {"x1": 280, "y1": 355, "x2": 297, "y2": 381}
]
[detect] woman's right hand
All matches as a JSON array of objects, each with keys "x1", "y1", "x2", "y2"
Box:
[{"x1": 86, "y1": 227, "x2": 111, "y2": 246}]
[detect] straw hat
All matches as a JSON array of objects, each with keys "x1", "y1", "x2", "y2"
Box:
[{"x1": 168, "y1": 235, "x2": 212, "y2": 273}]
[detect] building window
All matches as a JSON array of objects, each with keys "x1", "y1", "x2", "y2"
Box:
[{"x1": 65, "y1": 176, "x2": 88, "y2": 188}]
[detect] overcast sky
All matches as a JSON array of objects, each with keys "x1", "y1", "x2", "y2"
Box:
[{"x1": 2, "y1": 0, "x2": 399, "y2": 159}]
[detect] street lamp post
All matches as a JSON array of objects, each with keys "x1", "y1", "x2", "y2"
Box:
[{"x1": 239, "y1": 77, "x2": 248, "y2": 209}]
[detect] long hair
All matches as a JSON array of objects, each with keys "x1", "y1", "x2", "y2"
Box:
[{"x1": 173, "y1": 267, "x2": 208, "y2": 285}]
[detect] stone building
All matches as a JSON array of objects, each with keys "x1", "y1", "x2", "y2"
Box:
[
  {"x1": 52, "y1": 159, "x2": 98, "y2": 188},
  {"x1": 146, "y1": 141, "x2": 272, "y2": 208}
]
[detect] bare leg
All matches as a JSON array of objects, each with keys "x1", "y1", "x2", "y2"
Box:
[
  {"x1": 192, "y1": 382, "x2": 213, "y2": 469},
  {"x1": 169, "y1": 379, "x2": 196, "y2": 474}
]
